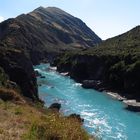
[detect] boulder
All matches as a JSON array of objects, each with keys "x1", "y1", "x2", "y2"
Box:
[
  {"x1": 82, "y1": 80, "x2": 101, "y2": 89},
  {"x1": 126, "y1": 105, "x2": 140, "y2": 112},
  {"x1": 0, "y1": 48, "x2": 39, "y2": 101},
  {"x1": 68, "y1": 114, "x2": 84, "y2": 124},
  {"x1": 49, "y1": 103, "x2": 61, "y2": 111},
  {"x1": 7, "y1": 80, "x2": 18, "y2": 89},
  {"x1": 35, "y1": 70, "x2": 42, "y2": 77},
  {"x1": 124, "y1": 100, "x2": 140, "y2": 112},
  {"x1": 40, "y1": 76, "x2": 46, "y2": 79}
]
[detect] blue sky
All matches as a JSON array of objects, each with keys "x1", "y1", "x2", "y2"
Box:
[{"x1": 0, "y1": 0, "x2": 139, "y2": 40}]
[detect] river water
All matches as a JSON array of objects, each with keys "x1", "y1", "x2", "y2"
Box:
[{"x1": 34, "y1": 63, "x2": 140, "y2": 140}]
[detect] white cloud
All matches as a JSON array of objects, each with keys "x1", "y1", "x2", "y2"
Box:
[{"x1": 0, "y1": 16, "x2": 4, "y2": 23}]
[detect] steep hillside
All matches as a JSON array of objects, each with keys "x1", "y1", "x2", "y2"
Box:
[
  {"x1": 0, "y1": 68, "x2": 90, "y2": 139},
  {"x1": 85, "y1": 25, "x2": 140, "y2": 56},
  {"x1": 0, "y1": 6, "x2": 101, "y2": 64},
  {"x1": 55, "y1": 26, "x2": 140, "y2": 100},
  {"x1": 0, "y1": 87, "x2": 90, "y2": 140}
]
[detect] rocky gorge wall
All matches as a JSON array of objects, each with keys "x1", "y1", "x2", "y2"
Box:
[
  {"x1": 55, "y1": 52, "x2": 140, "y2": 100},
  {"x1": 0, "y1": 48, "x2": 39, "y2": 100}
]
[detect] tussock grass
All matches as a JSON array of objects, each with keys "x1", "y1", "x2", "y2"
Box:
[
  {"x1": 23, "y1": 112, "x2": 89, "y2": 140},
  {"x1": 0, "y1": 88, "x2": 92, "y2": 140}
]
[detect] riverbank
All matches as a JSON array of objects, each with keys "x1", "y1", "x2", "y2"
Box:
[
  {"x1": 105, "y1": 91, "x2": 126, "y2": 101},
  {"x1": 82, "y1": 83, "x2": 140, "y2": 112},
  {"x1": 0, "y1": 86, "x2": 92, "y2": 140},
  {"x1": 49, "y1": 63, "x2": 140, "y2": 113},
  {"x1": 0, "y1": 68, "x2": 93, "y2": 140},
  {"x1": 103, "y1": 90, "x2": 140, "y2": 112},
  {"x1": 83, "y1": 83, "x2": 140, "y2": 112}
]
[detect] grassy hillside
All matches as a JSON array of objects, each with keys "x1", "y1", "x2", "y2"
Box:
[
  {"x1": 0, "y1": 98, "x2": 90, "y2": 140},
  {"x1": 0, "y1": 66, "x2": 92, "y2": 140},
  {"x1": 84, "y1": 25, "x2": 140, "y2": 56},
  {"x1": 0, "y1": 87, "x2": 91, "y2": 140}
]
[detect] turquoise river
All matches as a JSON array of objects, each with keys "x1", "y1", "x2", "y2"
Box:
[{"x1": 34, "y1": 64, "x2": 140, "y2": 140}]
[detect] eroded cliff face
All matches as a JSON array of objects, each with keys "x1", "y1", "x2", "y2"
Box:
[
  {"x1": 55, "y1": 26, "x2": 140, "y2": 99},
  {"x1": 57, "y1": 54, "x2": 106, "y2": 81},
  {"x1": 0, "y1": 48, "x2": 38, "y2": 100},
  {"x1": 56, "y1": 53, "x2": 109, "y2": 84},
  {"x1": 56, "y1": 48, "x2": 140, "y2": 99}
]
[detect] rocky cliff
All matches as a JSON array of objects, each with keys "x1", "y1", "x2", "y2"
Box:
[
  {"x1": 0, "y1": 47, "x2": 38, "y2": 100},
  {"x1": 55, "y1": 26, "x2": 140, "y2": 100}
]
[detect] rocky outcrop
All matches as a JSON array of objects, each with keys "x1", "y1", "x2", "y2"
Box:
[
  {"x1": 57, "y1": 54, "x2": 108, "y2": 82},
  {"x1": 82, "y1": 80, "x2": 102, "y2": 90},
  {"x1": 68, "y1": 114, "x2": 84, "y2": 124},
  {"x1": 0, "y1": 48, "x2": 38, "y2": 100},
  {"x1": 56, "y1": 53, "x2": 140, "y2": 99},
  {"x1": 124, "y1": 100, "x2": 140, "y2": 112},
  {"x1": 126, "y1": 105, "x2": 140, "y2": 112},
  {"x1": 49, "y1": 103, "x2": 84, "y2": 123},
  {"x1": 35, "y1": 70, "x2": 42, "y2": 77},
  {"x1": 49, "y1": 103, "x2": 61, "y2": 111}
]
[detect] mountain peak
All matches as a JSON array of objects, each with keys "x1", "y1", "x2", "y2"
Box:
[
  {"x1": 27, "y1": 6, "x2": 102, "y2": 48},
  {"x1": 34, "y1": 6, "x2": 45, "y2": 11},
  {"x1": 0, "y1": 6, "x2": 102, "y2": 58},
  {"x1": 45, "y1": 7, "x2": 69, "y2": 14},
  {"x1": 34, "y1": 6, "x2": 71, "y2": 17},
  {"x1": 46, "y1": 6, "x2": 65, "y2": 11}
]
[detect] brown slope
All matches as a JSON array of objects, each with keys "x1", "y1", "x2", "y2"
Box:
[{"x1": 0, "y1": 6, "x2": 102, "y2": 64}]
